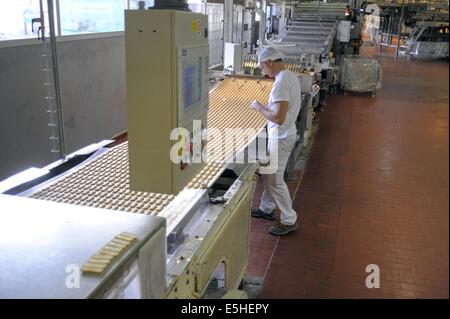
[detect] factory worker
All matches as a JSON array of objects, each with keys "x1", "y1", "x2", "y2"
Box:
[{"x1": 249, "y1": 46, "x2": 301, "y2": 236}]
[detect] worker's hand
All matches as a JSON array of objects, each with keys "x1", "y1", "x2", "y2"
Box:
[
  {"x1": 310, "y1": 84, "x2": 320, "y2": 97},
  {"x1": 250, "y1": 100, "x2": 263, "y2": 112}
]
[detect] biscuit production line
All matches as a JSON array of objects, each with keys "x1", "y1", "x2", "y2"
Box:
[
  {"x1": 1, "y1": 0, "x2": 448, "y2": 302},
  {"x1": 0, "y1": 11, "x2": 275, "y2": 294},
  {"x1": 0, "y1": 77, "x2": 272, "y2": 299},
  {"x1": 0, "y1": 2, "x2": 347, "y2": 299},
  {"x1": 268, "y1": 2, "x2": 345, "y2": 60}
]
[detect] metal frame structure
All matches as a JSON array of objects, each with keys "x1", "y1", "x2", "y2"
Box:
[
  {"x1": 378, "y1": 3, "x2": 410, "y2": 58},
  {"x1": 397, "y1": 20, "x2": 449, "y2": 59}
]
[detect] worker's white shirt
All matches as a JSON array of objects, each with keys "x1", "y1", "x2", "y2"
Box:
[{"x1": 267, "y1": 69, "x2": 302, "y2": 139}]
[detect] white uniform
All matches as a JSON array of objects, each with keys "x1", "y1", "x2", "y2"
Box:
[{"x1": 259, "y1": 69, "x2": 301, "y2": 225}]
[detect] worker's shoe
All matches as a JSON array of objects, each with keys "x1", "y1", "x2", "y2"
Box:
[
  {"x1": 268, "y1": 222, "x2": 298, "y2": 236},
  {"x1": 251, "y1": 208, "x2": 275, "y2": 220}
]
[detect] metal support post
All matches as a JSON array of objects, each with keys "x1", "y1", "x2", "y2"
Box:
[
  {"x1": 224, "y1": 0, "x2": 234, "y2": 43},
  {"x1": 395, "y1": 4, "x2": 405, "y2": 59}
]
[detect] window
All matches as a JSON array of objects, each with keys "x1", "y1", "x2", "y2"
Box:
[
  {"x1": 0, "y1": 0, "x2": 213, "y2": 42},
  {"x1": 59, "y1": 0, "x2": 127, "y2": 35},
  {"x1": 0, "y1": 0, "x2": 51, "y2": 40},
  {"x1": 188, "y1": 0, "x2": 206, "y2": 14}
]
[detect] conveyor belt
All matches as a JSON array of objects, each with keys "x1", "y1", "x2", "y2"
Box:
[
  {"x1": 292, "y1": 2, "x2": 347, "y2": 19},
  {"x1": 282, "y1": 38, "x2": 326, "y2": 45},
  {"x1": 30, "y1": 77, "x2": 273, "y2": 213},
  {"x1": 187, "y1": 77, "x2": 271, "y2": 188},
  {"x1": 30, "y1": 143, "x2": 174, "y2": 216},
  {"x1": 287, "y1": 25, "x2": 335, "y2": 30},
  {"x1": 288, "y1": 21, "x2": 336, "y2": 27},
  {"x1": 243, "y1": 60, "x2": 303, "y2": 74},
  {"x1": 285, "y1": 30, "x2": 332, "y2": 37},
  {"x1": 285, "y1": 31, "x2": 331, "y2": 38},
  {"x1": 270, "y1": 17, "x2": 337, "y2": 57}
]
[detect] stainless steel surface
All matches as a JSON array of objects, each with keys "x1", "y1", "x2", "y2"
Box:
[
  {"x1": 397, "y1": 21, "x2": 449, "y2": 60},
  {"x1": 0, "y1": 194, "x2": 165, "y2": 299},
  {"x1": 165, "y1": 162, "x2": 258, "y2": 283},
  {"x1": 289, "y1": 20, "x2": 336, "y2": 26},
  {"x1": 161, "y1": 188, "x2": 209, "y2": 241},
  {"x1": 269, "y1": 18, "x2": 338, "y2": 57},
  {"x1": 285, "y1": 30, "x2": 333, "y2": 38},
  {"x1": 292, "y1": 2, "x2": 347, "y2": 19}
]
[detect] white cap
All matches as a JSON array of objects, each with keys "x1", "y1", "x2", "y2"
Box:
[{"x1": 257, "y1": 46, "x2": 284, "y2": 67}]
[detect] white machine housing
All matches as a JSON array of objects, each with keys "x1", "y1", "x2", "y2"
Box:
[
  {"x1": 0, "y1": 194, "x2": 166, "y2": 299},
  {"x1": 337, "y1": 20, "x2": 351, "y2": 42},
  {"x1": 224, "y1": 43, "x2": 243, "y2": 74}
]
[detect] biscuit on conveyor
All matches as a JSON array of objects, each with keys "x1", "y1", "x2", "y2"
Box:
[
  {"x1": 32, "y1": 78, "x2": 271, "y2": 206},
  {"x1": 82, "y1": 232, "x2": 138, "y2": 275}
]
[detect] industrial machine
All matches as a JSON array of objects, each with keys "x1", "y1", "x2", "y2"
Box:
[
  {"x1": 0, "y1": 1, "x2": 279, "y2": 298},
  {"x1": 224, "y1": 42, "x2": 243, "y2": 74},
  {"x1": 0, "y1": 194, "x2": 167, "y2": 298},
  {"x1": 125, "y1": 9, "x2": 209, "y2": 195},
  {"x1": 0, "y1": 74, "x2": 273, "y2": 298},
  {"x1": 0, "y1": 1, "x2": 352, "y2": 299},
  {"x1": 266, "y1": 2, "x2": 347, "y2": 103},
  {"x1": 374, "y1": 1, "x2": 448, "y2": 57},
  {"x1": 231, "y1": 2, "x2": 346, "y2": 179},
  {"x1": 398, "y1": 21, "x2": 449, "y2": 60}
]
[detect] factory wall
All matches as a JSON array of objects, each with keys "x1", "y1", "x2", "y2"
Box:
[{"x1": 0, "y1": 35, "x2": 127, "y2": 181}]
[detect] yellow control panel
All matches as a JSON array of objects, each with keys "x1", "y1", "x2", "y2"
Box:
[{"x1": 125, "y1": 9, "x2": 209, "y2": 194}]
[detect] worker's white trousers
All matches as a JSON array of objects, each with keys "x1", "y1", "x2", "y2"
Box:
[{"x1": 259, "y1": 133, "x2": 297, "y2": 225}]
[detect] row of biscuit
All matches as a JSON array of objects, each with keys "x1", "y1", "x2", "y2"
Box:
[{"x1": 187, "y1": 77, "x2": 272, "y2": 189}]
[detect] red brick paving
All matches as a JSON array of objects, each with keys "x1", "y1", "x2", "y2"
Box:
[{"x1": 247, "y1": 176, "x2": 302, "y2": 278}]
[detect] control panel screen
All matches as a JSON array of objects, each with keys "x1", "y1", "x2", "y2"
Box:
[
  {"x1": 182, "y1": 58, "x2": 202, "y2": 110},
  {"x1": 178, "y1": 45, "x2": 208, "y2": 126}
]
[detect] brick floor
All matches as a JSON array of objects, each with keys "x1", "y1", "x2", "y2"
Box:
[
  {"x1": 252, "y1": 48, "x2": 449, "y2": 299},
  {"x1": 247, "y1": 175, "x2": 302, "y2": 278}
]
